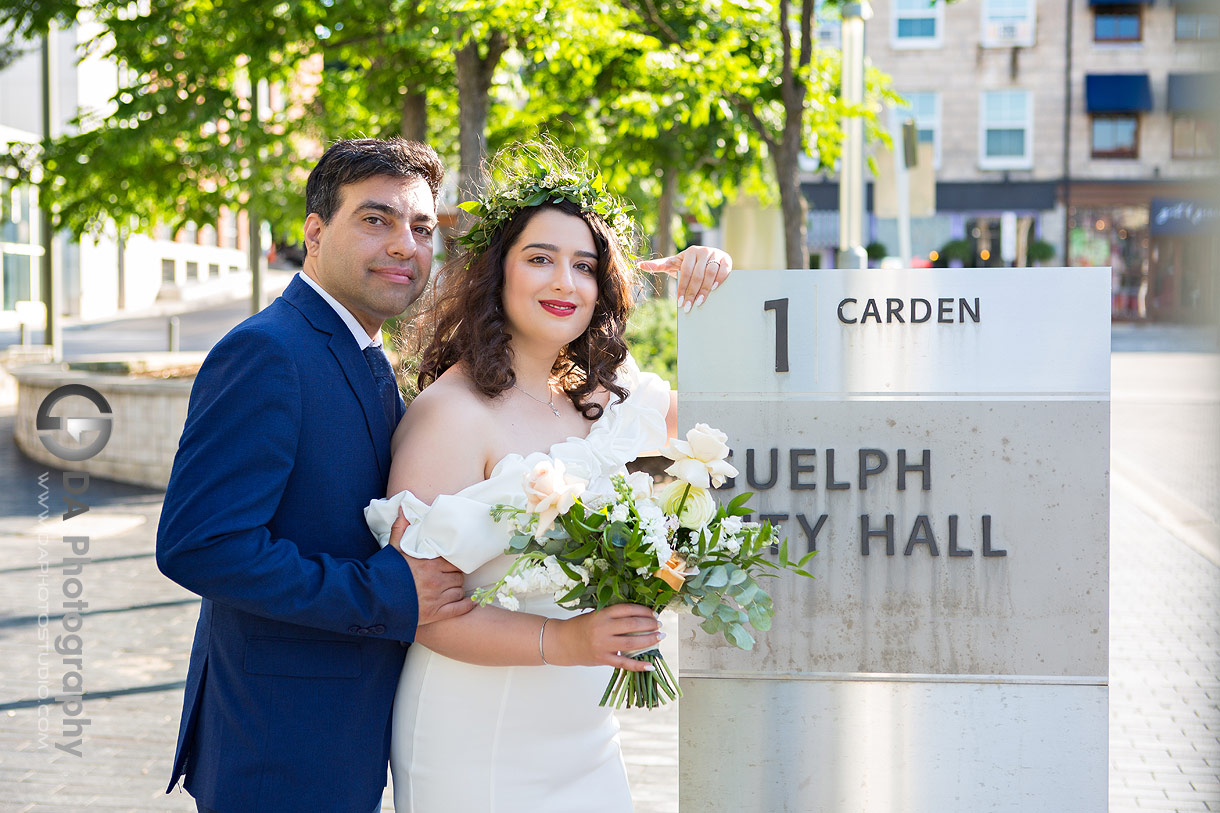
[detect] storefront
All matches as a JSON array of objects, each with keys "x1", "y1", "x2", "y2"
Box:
[{"x1": 1067, "y1": 181, "x2": 1217, "y2": 322}]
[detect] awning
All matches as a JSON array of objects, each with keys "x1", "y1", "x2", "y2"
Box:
[
  {"x1": 1168, "y1": 73, "x2": 1217, "y2": 113},
  {"x1": 1150, "y1": 199, "x2": 1220, "y2": 236},
  {"x1": 1085, "y1": 74, "x2": 1153, "y2": 113}
]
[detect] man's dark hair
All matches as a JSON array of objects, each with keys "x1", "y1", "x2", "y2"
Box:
[{"x1": 305, "y1": 138, "x2": 444, "y2": 223}]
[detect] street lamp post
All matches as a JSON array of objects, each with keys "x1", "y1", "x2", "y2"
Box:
[
  {"x1": 40, "y1": 27, "x2": 63, "y2": 360},
  {"x1": 839, "y1": 1, "x2": 872, "y2": 270}
]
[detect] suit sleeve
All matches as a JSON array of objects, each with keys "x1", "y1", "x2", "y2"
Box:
[{"x1": 155, "y1": 326, "x2": 419, "y2": 641}]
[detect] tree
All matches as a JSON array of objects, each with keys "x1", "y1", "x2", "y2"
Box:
[
  {"x1": 624, "y1": 0, "x2": 896, "y2": 268},
  {"x1": 0, "y1": 1, "x2": 336, "y2": 238}
]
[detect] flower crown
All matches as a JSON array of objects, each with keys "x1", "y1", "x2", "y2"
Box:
[{"x1": 456, "y1": 140, "x2": 637, "y2": 258}]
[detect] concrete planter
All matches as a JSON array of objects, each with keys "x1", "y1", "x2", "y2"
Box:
[{"x1": 12, "y1": 353, "x2": 203, "y2": 489}]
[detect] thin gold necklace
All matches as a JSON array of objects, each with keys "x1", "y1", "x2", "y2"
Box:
[{"x1": 513, "y1": 382, "x2": 561, "y2": 417}]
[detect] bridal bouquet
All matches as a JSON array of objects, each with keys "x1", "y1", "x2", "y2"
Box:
[{"x1": 473, "y1": 424, "x2": 817, "y2": 709}]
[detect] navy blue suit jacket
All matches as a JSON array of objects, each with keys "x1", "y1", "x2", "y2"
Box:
[{"x1": 157, "y1": 276, "x2": 416, "y2": 812}]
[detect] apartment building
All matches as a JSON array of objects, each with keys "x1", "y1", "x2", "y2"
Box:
[{"x1": 806, "y1": 0, "x2": 1218, "y2": 321}]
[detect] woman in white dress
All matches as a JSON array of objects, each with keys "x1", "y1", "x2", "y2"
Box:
[{"x1": 363, "y1": 146, "x2": 731, "y2": 812}]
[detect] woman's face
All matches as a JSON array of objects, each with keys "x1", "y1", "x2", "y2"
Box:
[{"x1": 501, "y1": 208, "x2": 600, "y2": 351}]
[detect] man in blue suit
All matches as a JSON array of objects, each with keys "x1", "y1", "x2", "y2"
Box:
[{"x1": 157, "y1": 139, "x2": 471, "y2": 812}]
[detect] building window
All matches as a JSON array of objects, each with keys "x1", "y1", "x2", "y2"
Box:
[
  {"x1": 2, "y1": 254, "x2": 33, "y2": 311},
  {"x1": 185, "y1": 261, "x2": 199, "y2": 281},
  {"x1": 1094, "y1": 6, "x2": 1141, "y2": 42},
  {"x1": 161, "y1": 259, "x2": 176, "y2": 283},
  {"x1": 893, "y1": 0, "x2": 943, "y2": 47},
  {"x1": 980, "y1": 90, "x2": 1032, "y2": 168},
  {"x1": 1092, "y1": 114, "x2": 1139, "y2": 158},
  {"x1": 1, "y1": 182, "x2": 35, "y2": 245},
  {"x1": 898, "y1": 91, "x2": 941, "y2": 169},
  {"x1": 1172, "y1": 115, "x2": 1215, "y2": 159},
  {"x1": 815, "y1": 0, "x2": 842, "y2": 48},
  {"x1": 1176, "y1": 9, "x2": 1219, "y2": 40},
  {"x1": 209, "y1": 262, "x2": 220, "y2": 278},
  {"x1": 982, "y1": 0, "x2": 1035, "y2": 47}
]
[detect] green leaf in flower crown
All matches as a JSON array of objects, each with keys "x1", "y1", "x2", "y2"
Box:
[{"x1": 458, "y1": 200, "x2": 483, "y2": 215}]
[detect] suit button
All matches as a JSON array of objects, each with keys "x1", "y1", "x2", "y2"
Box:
[
  {"x1": 371, "y1": 624, "x2": 386, "y2": 635},
  {"x1": 356, "y1": 627, "x2": 369, "y2": 635},
  {"x1": 348, "y1": 625, "x2": 361, "y2": 634}
]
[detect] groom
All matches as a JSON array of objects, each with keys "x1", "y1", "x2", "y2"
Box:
[{"x1": 157, "y1": 137, "x2": 732, "y2": 813}]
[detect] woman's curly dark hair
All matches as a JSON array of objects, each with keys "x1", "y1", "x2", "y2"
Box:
[{"x1": 412, "y1": 199, "x2": 639, "y2": 420}]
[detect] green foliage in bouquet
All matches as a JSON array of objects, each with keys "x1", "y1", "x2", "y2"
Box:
[{"x1": 475, "y1": 472, "x2": 816, "y2": 710}]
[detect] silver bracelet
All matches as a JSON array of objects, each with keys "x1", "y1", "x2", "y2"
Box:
[{"x1": 539, "y1": 618, "x2": 551, "y2": 666}]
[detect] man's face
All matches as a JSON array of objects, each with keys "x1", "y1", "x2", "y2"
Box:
[{"x1": 302, "y1": 174, "x2": 437, "y2": 338}]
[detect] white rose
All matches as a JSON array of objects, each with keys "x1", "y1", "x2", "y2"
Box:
[
  {"x1": 623, "y1": 471, "x2": 654, "y2": 502},
  {"x1": 660, "y1": 480, "x2": 717, "y2": 530},
  {"x1": 662, "y1": 423, "x2": 739, "y2": 488},
  {"x1": 523, "y1": 458, "x2": 586, "y2": 539}
]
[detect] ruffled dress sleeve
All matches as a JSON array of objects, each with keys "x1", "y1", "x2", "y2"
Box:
[{"x1": 364, "y1": 354, "x2": 672, "y2": 575}]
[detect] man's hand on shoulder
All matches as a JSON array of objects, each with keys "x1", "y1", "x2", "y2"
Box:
[{"x1": 388, "y1": 510, "x2": 474, "y2": 625}]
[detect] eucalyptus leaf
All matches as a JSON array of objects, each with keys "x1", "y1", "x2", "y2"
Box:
[{"x1": 727, "y1": 623, "x2": 756, "y2": 650}]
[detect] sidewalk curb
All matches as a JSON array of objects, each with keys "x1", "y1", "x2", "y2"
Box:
[
  {"x1": 1112, "y1": 451, "x2": 1220, "y2": 568},
  {"x1": 57, "y1": 270, "x2": 296, "y2": 329}
]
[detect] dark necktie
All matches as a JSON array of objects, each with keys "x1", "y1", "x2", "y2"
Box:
[{"x1": 362, "y1": 345, "x2": 399, "y2": 430}]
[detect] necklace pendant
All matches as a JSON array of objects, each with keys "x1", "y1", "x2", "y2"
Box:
[{"x1": 550, "y1": 404, "x2": 561, "y2": 417}]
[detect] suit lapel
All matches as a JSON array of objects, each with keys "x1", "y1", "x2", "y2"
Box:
[{"x1": 282, "y1": 277, "x2": 393, "y2": 482}]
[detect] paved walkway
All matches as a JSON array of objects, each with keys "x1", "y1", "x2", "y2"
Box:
[{"x1": 0, "y1": 326, "x2": 1216, "y2": 812}]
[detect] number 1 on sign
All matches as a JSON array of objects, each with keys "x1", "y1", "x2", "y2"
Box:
[{"x1": 764, "y1": 298, "x2": 789, "y2": 373}]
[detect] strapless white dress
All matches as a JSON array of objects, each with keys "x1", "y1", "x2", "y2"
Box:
[{"x1": 365, "y1": 360, "x2": 671, "y2": 813}]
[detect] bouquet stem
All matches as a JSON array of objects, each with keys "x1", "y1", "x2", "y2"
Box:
[{"x1": 598, "y1": 649, "x2": 682, "y2": 709}]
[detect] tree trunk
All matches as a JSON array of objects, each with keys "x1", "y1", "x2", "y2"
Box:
[
  {"x1": 455, "y1": 32, "x2": 509, "y2": 213},
  {"x1": 652, "y1": 167, "x2": 678, "y2": 296},
  {"x1": 400, "y1": 89, "x2": 427, "y2": 143},
  {"x1": 776, "y1": 125, "x2": 808, "y2": 269}
]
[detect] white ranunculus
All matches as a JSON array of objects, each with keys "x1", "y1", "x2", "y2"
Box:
[
  {"x1": 523, "y1": 458, "x2": 586, "y2": 539},
  {"x1": 661, "y1": 423, "x2": 739, "y2": 488},
  {"x1": 660, "y1": 480, "x2": 717, "y2": 530}
]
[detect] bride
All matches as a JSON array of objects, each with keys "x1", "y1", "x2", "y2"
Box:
[{"x1": 364, "y1": 144, "x2": 731, "y2": 812}]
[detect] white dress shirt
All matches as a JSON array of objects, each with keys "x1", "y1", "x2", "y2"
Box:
[{"x1": 297, "y1": 271, "x2": 383, "y2": 350}]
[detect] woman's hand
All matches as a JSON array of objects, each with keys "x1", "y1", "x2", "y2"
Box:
[
  {"x1": 547, "y1": 604, "x2": 663, "y2": 672},
  {"x1": 639, "y1": 246, "x2": 733, "y2": 313}
]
